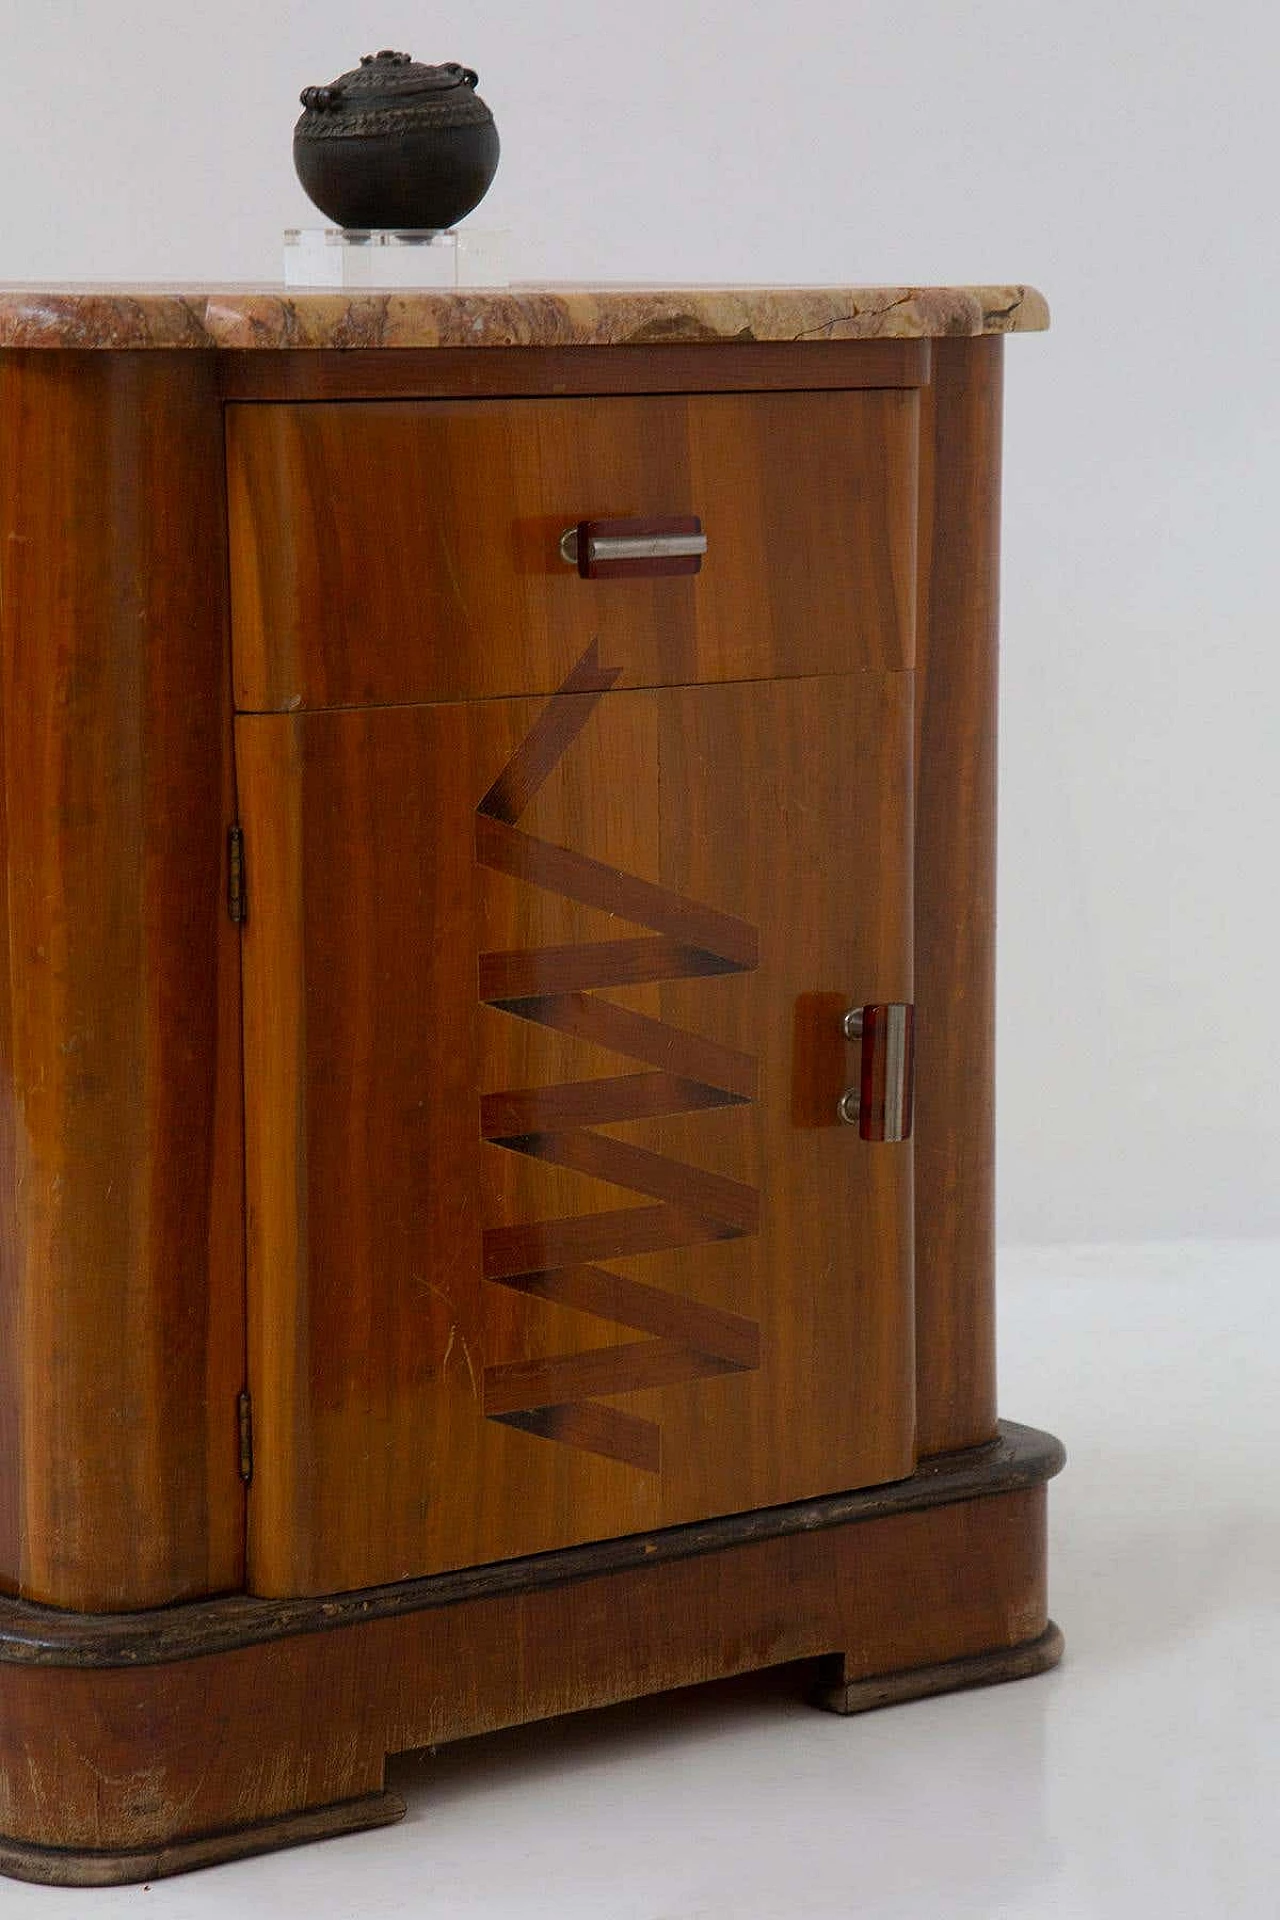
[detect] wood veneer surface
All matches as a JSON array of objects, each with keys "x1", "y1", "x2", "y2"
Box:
[
  {"x1": 913, "y1": 337, "x2": 1003, "y2": 1454},
  {"x1": 0, "y1": 330, "x2": 1018, "y2": 1607},
  {"x1": 238, "y1": 670, "x2": 915, "y2": 1595},
  {"x1": 0, "y1": 1476, "x2": 1052, "y2": 1865},
  {"x1": 216, "y1": 338, "x2": 933, "y2": 402},
  {"x1": 0, "y1": 351, "x2": 245, "y2": 1609},
  {"x1": 0, "y1": 326, "x2": 1059, "y2": 1883},
  {"x1": 226, "y1": 389, "x2": 918, "y2": 709}
]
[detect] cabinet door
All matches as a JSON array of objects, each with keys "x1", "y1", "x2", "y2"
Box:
[{"x1": 238, "y1": 661, "x2": 915, "y2": 1596}]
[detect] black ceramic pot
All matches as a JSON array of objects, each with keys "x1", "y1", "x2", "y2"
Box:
[{"x1": 294, "y1": 50, "x2": 499, "y2": 231}]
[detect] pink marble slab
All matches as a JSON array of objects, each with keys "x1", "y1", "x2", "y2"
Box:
[{"x1": 0, "y1": 283, "x2": 1048, "y2": 350}]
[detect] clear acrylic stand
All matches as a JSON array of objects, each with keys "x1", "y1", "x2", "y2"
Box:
[{"x1": 283, "y1": 228, "x2": 509, "y2": 290}]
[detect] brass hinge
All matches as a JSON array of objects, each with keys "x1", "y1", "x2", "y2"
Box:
[
  {"x1": 237, "y1": 1389, "x2": 254, "y2": 1483},
  {"x1": 227, "y1": 824, "x2": 246, "y2": 925}
]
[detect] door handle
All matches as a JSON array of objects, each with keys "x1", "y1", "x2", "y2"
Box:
[
  {"x1": 559, "y1": 515, "x2": 706, "y2": 579},
  {"x1": 838, "y1": 1003, "x2": 915, "y2": 1142}
]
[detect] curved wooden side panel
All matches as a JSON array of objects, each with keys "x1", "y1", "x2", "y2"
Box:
[
  {"x1": 0, "y1": 350, "x2": 244, "y2": 1608},
  {"x1": 913, "y1": 337, "x2": 1004, "y2": 1454}
]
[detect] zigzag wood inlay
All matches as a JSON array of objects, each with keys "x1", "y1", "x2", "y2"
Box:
[
  {"x1": 477, "y1": 641, "x2": 622, "y2": 825},
  {"x1": 484, "y1": 1340, "x2": 744, "y2": 1416},
  {"x1": 494, "y1": 1401, "x2": 661, "y2": 1475},
  {"x1": 482, "y1": 1204, "x2": 744, "y2": 1283},
  {"x1": 491, "y1": 993, "x2": 757, "y2": 1099},
  {"x1": 479, "y1": 936, "x2": 743, "y2": 1000},
  {"x1": 494, "y1": 1265, "x2": 761, "y2": 1366},
  {"x1": 475, "y1": 815, "x2": 759, "y2": 966},
  {"x1": 476, "y1": 642, "x2": 762, "y2": 1471},
  {"x1": 495, "y1": 1130, "x2": 760, "y2": 1232},
  {"x1": 480, "y1": 1071, "x2": 746, "y2": 1137}
]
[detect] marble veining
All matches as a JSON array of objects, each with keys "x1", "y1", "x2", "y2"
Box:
[{"x1": 0, "y1": 283, "x2": 1048, "y2": 350}]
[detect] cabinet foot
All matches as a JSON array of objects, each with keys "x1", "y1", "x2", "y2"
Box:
[
  {"x1": 812, "y1": 1619, "x2": 1064, "y2": 1716},
  {"x1": 0, "y1": 1792, "x2": 406, "y2": 1888},
  {"x1": 0, "y1": 1420, "x2": 1062, "y2": 1884}
]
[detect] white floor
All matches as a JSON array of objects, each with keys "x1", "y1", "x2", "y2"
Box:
[{"x1": 3, "y1": 1239, "x2": 1277, "y2": 1919}]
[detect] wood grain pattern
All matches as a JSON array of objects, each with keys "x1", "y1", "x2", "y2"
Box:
[
  {"x1": 476, "y1": 821, "x2": 761, "y2": 966},
  {"x1": 476, "y1": 647, "x2": 762, "y2": 1469},
  {"x1": 479, "y1": 1204, "x2": 743, "y2": 1278},
  {"x1": 481, "y1": 1072, "x2": 741, "y2": 1134},
  {"x1": 238, "y1": 669, "x2": 914, "y2": 1596},
  {"x1": 493, "y1": 1263, "x2": 762, "y2": 1361},
  {"x1": 0, "y1": 1469, "x2": 1054, "y2": 1879},
  {"x1": 492, "y1": 1129, "x2": 760, "y2": 1228},
  {"x1": 912, "y1": 337, "x2": 1004, "y2": 1454},
  {"x1": 226, "y1": 388, "x2": 918, "y2": 710},
  {"x1": 492, "y1": 1398, "x2": 663, "y2": 1472},
  {"x1": 0, "y1": 1794, "x2": 407, "y2": 1889},
  {"x1": 479, "y1": 936, "x2": 742, "y2": 997},
  {"x1": 0, "y1": 326, "x2": 1061, "y2": 1885},
  {"x1": 482, "y1": 1338, "x2": 747, "y2": 1415},
  {"x1": 0, "y1": 350, "x2": 244, "y2": 1610},
  {"x1": 791, "y1": 991, "x2": 855, "y2": 1129},
  {"x1": 487, "y1": 991, "x2": 759, "y2": 1097},
  {"x1": 0, "y1": 1422, "x2": 1064, "y2": 1667},
  {"x1": 217, "y1": 338, "x2": 933, "y2": 402},
  {"x1": 813, "y1": 1619, "x2": 1063, "y2": 1716}
]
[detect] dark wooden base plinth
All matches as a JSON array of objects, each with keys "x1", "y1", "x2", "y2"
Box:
[
  {"x1": 0, "y1": 1793, "x2": 407, "y2": 1890},
  {"x1": 0, "y1": 1421, "x2": 1062, "y2": 1885},
  {"x1": 813, "y1": 1618, "x2": 1064, "y2": 1716}
]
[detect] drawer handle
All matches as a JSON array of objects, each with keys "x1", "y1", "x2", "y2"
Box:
[
  {"x1": 838, "y1": 1003, "x2": 915, "y2": 1142},
  {"x1": 559, "y1": 515, "x2": 706, "y2": 579}
]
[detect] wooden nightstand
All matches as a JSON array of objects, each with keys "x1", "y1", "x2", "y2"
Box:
[{"x1": 0, "y1": 284, "x2": 1062, "y2": 1884}]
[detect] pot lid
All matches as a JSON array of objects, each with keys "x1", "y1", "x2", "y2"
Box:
[{"x1": 300, "y1": 51, "x2": 479, "y2": 114}]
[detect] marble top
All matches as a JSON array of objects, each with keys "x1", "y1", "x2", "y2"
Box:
[{"x1": 0, "y1": 283, "x2": 1048, "y2": 350}]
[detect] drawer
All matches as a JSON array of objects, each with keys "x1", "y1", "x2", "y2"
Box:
[{"x1": 227, "y1": 389, "x2": 918, "y2": 711}]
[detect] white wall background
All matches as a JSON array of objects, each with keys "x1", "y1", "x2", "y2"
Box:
[{"x1": 2, "y1": 1, "x2": 1275, "y2": 1246}]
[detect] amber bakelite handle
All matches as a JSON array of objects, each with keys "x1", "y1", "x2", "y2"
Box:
[
  {"x1": 840, "y1": 1004, "x2": 915, "y2": 1142},
  {"x1": 560, "y1": 515, "x2": 706, "y2": 580},
  {"x1": 790, "y1": 996, "x2": 915, "y2": 1137}
]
